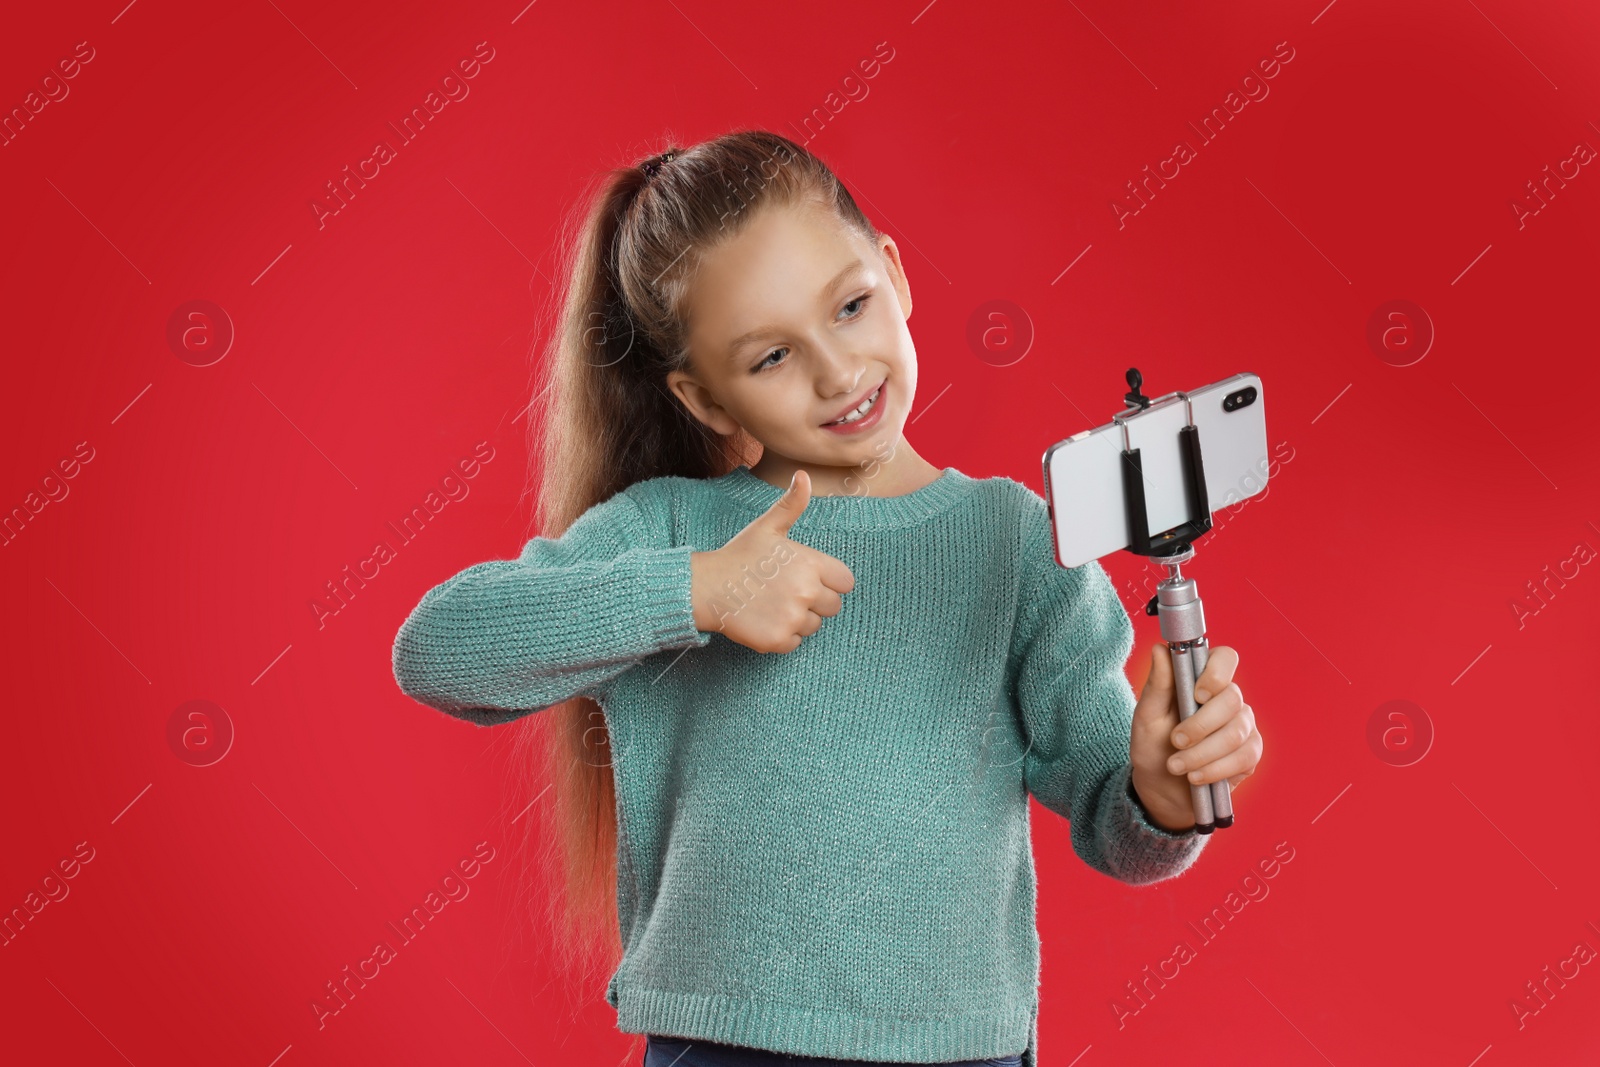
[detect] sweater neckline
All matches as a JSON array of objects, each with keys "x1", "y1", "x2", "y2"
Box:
[{"x1": 713, "y1": 464, "x2": 973, "y2": 530}]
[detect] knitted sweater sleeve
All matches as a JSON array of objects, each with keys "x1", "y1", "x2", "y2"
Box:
[
  {"x1": 1012, "y1": 516, "x2": 1208, "y2": 886},
  {"x1": 390, "y1": 485, "x2": 710, "y2": 726}
]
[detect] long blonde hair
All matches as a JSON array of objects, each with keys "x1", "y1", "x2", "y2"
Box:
[{"x1": 510, "y1": 129, "x2": 882, "y2": 1017}]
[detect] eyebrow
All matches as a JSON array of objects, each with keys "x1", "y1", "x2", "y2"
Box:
[{"x1": 726, "y1": 259, "x2": 868, "y2": 361}]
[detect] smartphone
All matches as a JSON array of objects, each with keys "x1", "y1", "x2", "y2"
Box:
[{"x1": 1042, "y1": 373, "x2": 1268, "y2": 568}]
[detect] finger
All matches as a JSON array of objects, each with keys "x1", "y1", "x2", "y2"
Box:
[
  {"x1": 810, "y1": 587, "x2": 844, "y2": 618},
  {"x1": 1172, "y1": 684, "x2": 1244, "y2": 750},
  {"x1": 1178, "y1": 729, "x2": 1258, "y2": 785},
  {"x1": 1168, "y1": 703, "x2": 1253, "y2": 776},
  {"x1": 1133, "y1": 645, "x2": 1177, "y2": 733},
  {"x1": 798, "y1": 609, "x2": 824, "y2": 637},
  {"x1": 760, "y1": 469, "x2": 812, "y2": 533},
  {"x1": 1171, "y1": 723, "x2": 1254, "y2": 790},
  {"x1": 1141, "y1": 644, "x2": 1174, "y2": 701},
  {"x1": 1193, "y1": 644, "x2": 1239, "y2": 703},
  {"x1": 1172, "y1": 697, "x2": 1251, "y2": 761},
  {"x1": 816, "y1": 552, "x2": 856, "y2": 595}
]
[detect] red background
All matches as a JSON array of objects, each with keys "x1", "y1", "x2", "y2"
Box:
[{"x1": 3, "y1": 0, "x2": 1597, "y2": 1064}]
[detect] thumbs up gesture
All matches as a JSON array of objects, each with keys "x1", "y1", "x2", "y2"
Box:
[{"x1": 690, "y1": 469, "x2": 856, "y2": 653}]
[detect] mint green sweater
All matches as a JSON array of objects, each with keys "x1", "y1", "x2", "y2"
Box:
[{"x1": 390, "y1": 463, "x2": 1208, "y2": 1066}]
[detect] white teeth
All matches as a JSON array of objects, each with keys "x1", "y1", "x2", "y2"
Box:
[{"x1": 830, "y1": 385, "x2": 881, "y2": 425}]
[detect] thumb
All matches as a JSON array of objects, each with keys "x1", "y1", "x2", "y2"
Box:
[
  {"x1": 1136, "y1": 643, "x2": 1176, "y2": 715},
  {"x1": 761, "y1": 468, "x2": 811, "y2": 532}
]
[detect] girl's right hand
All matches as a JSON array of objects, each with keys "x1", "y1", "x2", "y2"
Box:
[{"x1": 690, "y1": 469, "x2": 855, "y2": 653}]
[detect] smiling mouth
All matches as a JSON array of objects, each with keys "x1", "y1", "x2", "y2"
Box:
[{"x1": 825, "y1": 382, "x2": 884, "y2": 426}]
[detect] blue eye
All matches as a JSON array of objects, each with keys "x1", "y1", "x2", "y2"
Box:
[
  {"x1": 750, "y1": 293, "x2": 873, "y2": 374},
  {"x1": 840, "y1": 293, "x2": 871, "y2": 319}
]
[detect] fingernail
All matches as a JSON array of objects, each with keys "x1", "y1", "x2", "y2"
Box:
[
  {"x1": 1167, "y1": 756, "x2": 1184, "y2": 774},
  {"x1": 1172, "y1": 732, "x2": 1187, "y2": 748},
  {"x1": 1189, "y1": 770, "x2": 1204, "y2": 782},
  {"x1": 1194, "y1": 689, "x2": 1210, "y2": 702}
]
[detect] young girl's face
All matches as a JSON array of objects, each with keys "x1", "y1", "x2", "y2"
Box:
[{"x1": 667, "y1": 198, "x2": 918, "y2": 474}]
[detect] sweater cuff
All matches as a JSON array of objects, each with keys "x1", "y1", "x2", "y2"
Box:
[
  {"x1": 1101, "y1": 762, "x2": 1208, "y2": 884},
  {"x1": 612, "y1": 545, "x2": 712, "y2": 653}
]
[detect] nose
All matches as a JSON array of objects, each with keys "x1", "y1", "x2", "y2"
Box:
[{"x1": 814, "y1": 343, "x2": 865, "y2": 399}]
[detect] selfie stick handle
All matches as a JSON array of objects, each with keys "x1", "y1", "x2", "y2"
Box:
[{"x1": 1152, "y1": 556, "x2": 1234, "y2": 833}]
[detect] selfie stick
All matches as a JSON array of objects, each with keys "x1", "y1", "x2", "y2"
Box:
[{"x1": 1116, "y1": 368, "x2": 1234, "y2": 834}]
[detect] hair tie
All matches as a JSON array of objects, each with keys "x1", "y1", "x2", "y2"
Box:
[{"x1": 640, "y1": 149, "x2": 679, "y2": 180}]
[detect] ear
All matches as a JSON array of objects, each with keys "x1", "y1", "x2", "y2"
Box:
[
  {"x1": 666, "y1": 368, "x2": 742, "y2": 437},
  {"x1": 877, "y1": 235, "x2": 912, "y2": 320}
]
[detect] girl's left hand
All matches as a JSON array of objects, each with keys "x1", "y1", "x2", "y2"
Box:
[{"x1": 1128, "y1": 643, "x2": 1262, "y2": 832}]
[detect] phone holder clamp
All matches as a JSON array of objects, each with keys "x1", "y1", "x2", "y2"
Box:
[{"x1": 1117, "y1": 367, "x2": 1213, "y2": 560}]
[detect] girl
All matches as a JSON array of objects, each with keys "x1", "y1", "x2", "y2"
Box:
[{"x1": 391, "y1": 129, "x2": 1262, "y2": 1067}]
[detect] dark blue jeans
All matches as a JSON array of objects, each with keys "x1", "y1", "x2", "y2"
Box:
[{"x1": 644, "y1": 1035, "x2": 1023, "y2": 1067}]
